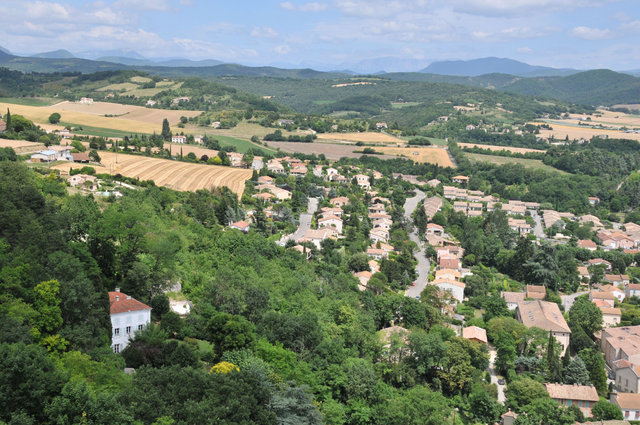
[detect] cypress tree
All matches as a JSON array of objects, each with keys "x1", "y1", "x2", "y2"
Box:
[{"x1": 5, "y1": 108, "x2": 11, "y2": 130}]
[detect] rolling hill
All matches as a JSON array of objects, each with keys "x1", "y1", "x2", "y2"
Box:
[
  {"x1": 421, "y1": 57, "x2": 577, "y2": 77},
  {"x1": 31, "y1": 49, "x2": 76, "y2": 59}
]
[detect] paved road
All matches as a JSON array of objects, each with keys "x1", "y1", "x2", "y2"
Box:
[
  {"x1": 488, "y1": 347, "x2": 506, "y2": 404},
  {"x1": 530, "y1": 210, "x2": 545, "y2": 239},
  {"x1": 278, "y1": 197, "x2": 318, "y2": 246},
  {"x1": 403, "y1": 189, "x2": 431, "y2": 299}
]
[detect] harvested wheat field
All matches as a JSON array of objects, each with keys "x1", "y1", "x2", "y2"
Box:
[
  {"x1": 317, "y1": 132, "x2": 405, "y2": 144},
  {"x1": 52, "y1": 152, "x2": 251, "y2": 197},
  {"x1": 374, "y1": 147, "x2": 455, "y2": 167},
  {"x1": 266, "y1": 141, "x2": 397, "y2": 160},
  {"x1": 49, "y1": 101, "x2": 201, "y2": 124},
  {"x1": 458, "y1": 142, "x2": 545, "y2": 154},
  {"x1": 535, "y1": 123, "x2": 640, "y2": 142},
  {"x1": 0, "y1": 139, "x2": 45, "y2": 154}
]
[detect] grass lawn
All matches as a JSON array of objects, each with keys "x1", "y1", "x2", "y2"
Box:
[
  {"x1": 466, "y1": 152, "x2": 567, "y2": 174},
  {"x1": 62, "y1": 122, "x2": 148, "y2": 138},
  {"x1": 0, "y1": 97, "x2": 59, "y2": 106},
  {"x1": 215, "y1": 135, "x2": 276, "y2": 154}
]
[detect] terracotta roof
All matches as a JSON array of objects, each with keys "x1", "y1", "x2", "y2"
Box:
[
  {"x1": 600, "y1": 284, "x2": 623, "y2": 292},
  {"x1": 591, "y1": 290, "x2": 615, "y2": 300},
  {"x1": 109, "y1": 290, "x2": 151, "y2": 315},
  {"x1": 439, "y1": 257, "x2": 460, "y2": 269},
  {"x1": 545, "y1": 383, "x2": 598, "y2": 402},
  {"x1": 599, "y1": 306, "x2": 622, "y2": 316},
  {"x1": 229, "y1": 220, "x2": 250, "y2": 229},
  {"x1": 615, "y1": 359, "x2": 632, "y2": 369},
  {"x1": 578, "y1": 239, "x2": 597, "y2": 249},
  {"x1": 502, "y1": 291, "x2": 526, "y2": 304},
  {"x1": 526, "y1": 284, "x2": 546, "y2": 294},
  {"x1": 462, "y1": 326, "x2": 487, "y2": 343},
  {"x1": 517, "y1": 300, "x2": 571, "y2": 333},
  {"x1": 614, "y1": 392, "x2": 640, "y2": 410}
]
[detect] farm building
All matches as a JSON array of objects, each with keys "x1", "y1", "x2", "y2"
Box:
[{"x1": 171, "y1": 135, "x2": 187, "y2": 144}]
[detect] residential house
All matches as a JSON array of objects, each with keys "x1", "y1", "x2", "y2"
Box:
[
  {"x1": 229, "y1": 220, "x2": 250, "y2": 233},
  {"x1": 79, "y1": 97, "x2": 93, "y2": 104},
  {"x1": 605, "y1": 275, "x2": 631, "y2": 286},
  {"x1": 110, "y1": 288, "x2": 151, "y2": 353},
  {"x1": 320, "y1": 207, "x2": 344, "y2": 218},
  {"x1": 580, "y1": 214, "x2": 604, "y2": 228},
  {"x1": 366, "y1": 248, "x2": 388, "y2": 261},
  {"x1": 277, "y1": 119, "x2": 294, "y2": 126},
  {"x1": 516, "y1": 300, "x2": 571, "y2": 355},
  {"x1": 578, "y1": 239, "x2": 598, "y2": 251},
  {"x1": 313, "y1": 165, "x2": 323, "y2": 178},
  {"x1": 462, "y1": 326, "x2": 487, "y2": 344},
  {"x1": 68, "y1": 174, "x2": 97, "y2": 190},
  {"x1": 590, "y1": 290, "x2": 616, "y2": 307},
  {"x1": 267, "y1": 160, "x2": 286, "y2": 174},
  {"x1": 502, "y1": 202, "x2": 527, "y2": 216},
  {"x1": 627, "y1": 284, "x2": 640, "y2": 299},
  {"x1": 578, "y1": 266, "x2": 591, "y2": 281},
  {"x1": 545, "y1": 383, "x2": 599, "y2": 418},
  {"x1": 31, "y1": 145, "x2": 73, "y2": 162},
  {"x1": 589, "y1": 258, "x2": 612, "y2": 270},
  {"x1": 375, "y1": 122, "x2": 388, "y2": 129},
  {"x1": 171, "y1": 135, "x2": 186, "y2": 143},
  {"x1": 253, "y1": 192, "x2": 276, "y2": 202},
  {"x1": 453, "y1": 201, "x2": 467, "y2": 214},
  {"x1": 615, "y1": 361, "x2": 640, "y2": 393},
  {"x1": 452, "y1": 175, "x2": 469, "y2": 185},
  {"x1": 433, "y1": 279, "x2": 465, "y2": 303},
  {"x1": 292, "y1": 245, "x2": 312, "y2": 260},
  {"x1": 427, "y1": 223, "x2": 444, "y2": 237},
  {"x1": 501, "y1": 291, "x2": 526, "y2": 310},
  {"x1": 297, "y1": 228, "x2": 337, "y2": 249},
  {"x1": 331, "y1": 196, "x2": 350, "y2": 208},
  {"x1": 439, "y1": 256, "x2": 461, "y2": 270},
  {"x1": 427, "y1": 179, "x2": 441, "y2": 187},
  {"x1": 368, "y1": 203, "x2": 386, "y2": 214},
  {"x1": 318, "y1": 215, "x2": 343, "y2": 234},
  {"x1": 600, "y1": 284, "x2": 626, "y2": 302},
  {"x1": 601, "y1": 326, "x2": 640, "y2": 368},
  {"x1": 251, "y1": 157, "x2": 264, "y2": 170},
  {"x1": 353, "y1": 271, "x2": 373, "y2": 291},
  {"x1": 146, "y1": 99, "x2": 157, "y2": 106},
  {"x1": 526, "y1": 285, "x2": 546, "y2": 300},
  {"x1": 423, "y1": 196, "x2": 443, "y2": 218},
  {"x1": 325, "y1": 167, "x2": 339, "y2": 180},
  {"x1": 611, "y1": 392, "x2": 640, "y2": 421},
  {"x1": 290, "y1": 165, "x2": 308, "y2": 177},
  {"x1": 355, "y1": 174, "x2": 370, "y2": 189},
  {"x1": 601, "y1": 306, "x2": 623, "y2": 327},
  {"x1": 467, "y1": 202, "x2": 483, "y2": 217},
  {"x1": 501, "y1": 410, "x2": 518, "y2": 425},
  {"x1": 72, "y1": 152, "x2": 90, "y2": 163},
  {"x1": 372, "y1": 218, "x2": 392, "y2": 232},
  {"x1": 436, "y1": 269, "x2": 461, "y2": 281},
  {"x1": 257, "y1": 176, "x2": 274, "y2": 185},
  {"x1": 588, "y1": 196, "x2": 600, "y2": 206},
  {"x1": 509, "y1": 218, "x2": 532, "y2": 235},
  {"x1": 369, "y1": 229, "x2": 389, "y2": 244}
]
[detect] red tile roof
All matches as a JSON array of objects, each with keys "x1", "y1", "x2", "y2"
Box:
[{"x1": 109, "y1": 290, "x2": 151, "y2": 315}]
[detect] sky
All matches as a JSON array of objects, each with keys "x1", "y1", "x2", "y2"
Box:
[{"x1": 1, "y1": 0, "x2": 639, "y2": 72}]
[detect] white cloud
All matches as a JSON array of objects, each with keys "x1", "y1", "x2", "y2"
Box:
[
  {"x1": 26, "y1": 1, "x2": 70, "y2": 20},
  {"x1": 112, "y1": 0, "x2": 172, "y2": 11},
  {"x1": 274, "y1": 45, "x2": 291, "y2": 54},
  {"x1": 570, "y1": 26, "x2": 613, "y2": 40},
  {"x1": 280, "y1": 2, "x2": 328, "y2": 12},
  {"x1": 517, "y1": 46, "x2": 533, "y2": 53},
  {"x1": 251, "y1": 26, "x2": 279, "y2": 39}
]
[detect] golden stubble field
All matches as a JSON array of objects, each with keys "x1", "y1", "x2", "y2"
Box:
[
  {"x1": 0, "y1": 101, "x2": 201, "y2": 134},
  {"x1": 316, "y1": 132, "x2": 405, "y2": 144},
  {"x1": 52, "y1": 152, "x2": 251, "y2": 197},
  {"x1": 0, "y1": 139, "x2": 45, "y2": 154},
  {"x1": 457, "y1": 142, "x2": 545, "y2": 154},
  {"x1": 374, "y1": 146, "x2": 455, "y2": 167},
  {"x1": 533, "y1": 109, "x2": 640, "y2": 142}
]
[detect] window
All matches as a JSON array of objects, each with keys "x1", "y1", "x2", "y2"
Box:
[
  {"x1": 585, "y1": 401, "x2": 589, "y2": 408},
  {"x1": 113, "y1": 344, "x2": 120, "y2": 353},
  {"x1": 114, "y1": 328, "x2": 120, "y2": 336},
  {"x1": 138, "y1": 324, "x2": 144, "y2": 331},
  {"x1": 578, "y1": 401, "x2": 582, "y2": 407},
  {"x1": 566, "y1": 400, "x2": 572, "y2": 406},
  {"x1": 126, "y1": 326, "x2": 131, "y2": 335}
]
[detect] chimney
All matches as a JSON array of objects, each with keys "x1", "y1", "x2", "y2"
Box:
[
  {"x1": 126, "y1": 295, "x2": 131, "y2": 300},
  {"x1": 115, "y1": 295, "x2": 119, "y2": 301},
  {"x1": 115, "y1": 287, "x2": 120, "y2": 292}
]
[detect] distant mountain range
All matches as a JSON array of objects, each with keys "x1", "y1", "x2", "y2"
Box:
[
  {"x1": 1, "y1": 46, "x2": 639, "y2": 106},
  {"x1": 421, "y1": 57, "x2": 578, "y2": 77}
]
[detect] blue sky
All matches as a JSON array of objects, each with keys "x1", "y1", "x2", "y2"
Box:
[{"x1": 1, "y1": 0, "x2": 639, "y2": 72}]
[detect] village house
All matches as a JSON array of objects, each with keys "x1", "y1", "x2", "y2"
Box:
[
  {"x1": 257, "y1": 175, "x2": 274, "y2": 185},
  {"x1": 588, "y1": 196, "x2": 600, "y2": 206},
  {"x1": 508, "y1": 218, "x2": 532, "y2": 235},
  {"x1": 590, "y1": 290, "x2": 616, "y2": 307},
  {"x1": 601, "y1": 326, "x2": 640, "y2": 369},
  {"x1": 453, "y1": 201, "x2": 467, "y2": 214},
  {"x1": 545, "y1": 383, "x2": 599, "y2": 418},
  {"x1": 427, "y1": 223, "x2": 444, "y2": 237},
  {"x1": 516, "y1": 300, "x2": 571, "y2": 355},
  {"x1": 297, "y1": 228, "x2": 337, "y2": 249},
  {"x1": 627, "y1": 284, "x2": 640, "y2": 299},
  {"x1": 353, "y1": 270, "x2": 373, "y2": 291},
  {"x1": 72, "y1": 152, "x2": 91, "y2": 163},
  {"x1": 68, "y1": 173, "x2": 97, "y2": 190},
  {"x1": 145, "y1": 99, "x2": 157, "y2": 107},
  {"x1": 427, "y1": 178, "x2": 441, "y2": 187},
  {"x1": 229, "y1": 220, "x2": 250, "y2": 233},
  {"x1": 580, "y1": 214, "x2": 604, "y2": 228},
  {"x1": 330, "y1": 196, "x2": 350, "y2": 208},
  {"x1": 600, "y1": 284, "x2": 626, "y2": 302},
  {"x1": 79, "y1": 97, "x2": 93, "y2": 104},
  {"x1": 267, "y1": 160, "x2": 286, "y2": 174},
  {"x1": 611, "y1": 392, "x2": 640, "y2": 421},
  {"x1": 251, "y1": 157, "x2": 264, "y2": 170},
  {"x1": 601, "y1": 306, "x2": 623, "y2": 327},
  {"x1": 452, "y1": 175, "x2": 469, "y2": 185},
  {"x1": 578, "y1": 239, "x2": 598, "y2": 251},
  {"x1": 320, "y1": 207, "x2": 344, "y2": 218},
  {"x1": 366, "y1": 248, "x2": 388, "y2": 261},
  {"x1": 605, "y1": 274, "x2": 631, "y2": 286},
  {"x1": 526, "y1": 284, "x2": 546, "y2": 300},
  {"x1": 615, "y1": 360, "x2": 640, "y2": 393},
  {"x1": 171, "y1": 135, "x2": 186, "y2": 144},
  {"x1": 589, "y1": 258, "x2": 612, "y2": 270},
  {"x1": 436, "y1": 268, "x2": 461, "y2": 281},
  {"x1": 354, "y1": 174, "x2": 370, "y2": 189},
  {"x1": 462, "y1": 326, "x2": 487, "y2": 344},
  {"x1": 373, "y1": 218, "x2": 392, "y2": 232},
  {"x1": 439, "y1": 256, "x2": 461, "y2": 270},
  {"x1": 313, "y1": 165, "x2": 323, "y2": 178},
  {"x1": 432, "y1": 278, "x2": 465, "y2": 303},
  {"x1": 423, "y1": 196, "x2": 443, "y2": 219},
  {"x1": 292, "y1": 245, "x2": 312, "y2": 260},
  {"x1": 290, "y1": 164, "x2": 308, "y2": 177},
  {"x1": 501, "y1": 291, "x2": 526, "y2": 310},
  {"x1": 318, "y1": 215, "x2": 343, "y2": 234},
  {"x1": 375, "y1": 122, "x2": 388, "y2": 129},
  {"x1": 172, "y1": 96, "x2": 190, "y2": 104},
  {"x1": 110, "y1": 288, "x2": 151, "y2": 353},
  {"x1": 578, "y1": 266, "x2": 591, "y2": 282},
  {"x1": 369, "y1": 229, "x2": 389, "y2": 244},
  {"x1": 502, "y1": 201, "x2": 527, "y2": 216}
]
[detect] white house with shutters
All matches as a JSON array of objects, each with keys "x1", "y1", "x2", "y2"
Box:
[{"x1": 109, "y1": 288, "x2": 152, "y2": 353}]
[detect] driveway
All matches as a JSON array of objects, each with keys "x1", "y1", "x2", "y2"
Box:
[
  {"x1": 403, "y1": 189, "x2": 431, "y2": 299},
  {"x1": 278, "y1": 197, "x2": 318, "y2": 246},
  {"x1": 488, "y1": 347, "x2": 506, "y2": 404}
]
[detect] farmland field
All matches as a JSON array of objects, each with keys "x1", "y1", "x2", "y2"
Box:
[
  {"x1": 51, "y1": 152, "x2": 252, "y2": 196},
  {"x1": 458, "y1": 142, "x2": 545, "y2": 154},
  {"x1": 0, "y1": 101, "x2": 201, "y2": 135},
  {"x1": 265, "y1": 141, "x2": 397, "y2": 160},
  {"x1": 374, "y1": 146, "x2": 455, "y2": 167},
  {"x1": 0, "y1": 139, "x2": 45, "y2": 154},
  {"x1": 0, "y1": 97, "x2": 58, "y2": 106},
  {"x1": 316, "y1": 132, "x2": 405, "y2": 144},
  {"x1": 466, "y1": 153, "x2": 566, "y2": 173}
]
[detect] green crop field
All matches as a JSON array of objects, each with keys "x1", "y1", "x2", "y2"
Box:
[
  {"x1": 0, "y1": 97, "x2": 59, "y2": 106},
  {"x1": 466, "y1": 153, "x2": 567, "y2": 174},
  {"x1": 214, "y1": 135, "x2": 276, "y2": 154}
]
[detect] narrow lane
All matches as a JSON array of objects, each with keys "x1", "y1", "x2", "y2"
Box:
[{"x1": 403, "y1": 189, "x2": 431, "y2": 299}]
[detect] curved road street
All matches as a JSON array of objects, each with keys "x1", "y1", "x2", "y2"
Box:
[
  {"x1": 278, "y1": 197, "x2": 318, "y2": 246},
  {"x1": 403, "y1": 188, "x2": 431, "y2": 299}
]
